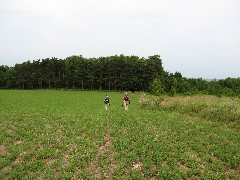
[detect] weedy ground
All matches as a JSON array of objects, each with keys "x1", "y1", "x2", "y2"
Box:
[{"x1": 0, "y1": 90, "x2": 239, "y2": 179}]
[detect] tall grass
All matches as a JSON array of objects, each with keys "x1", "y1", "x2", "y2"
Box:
[{"x1": 142, "y1": 95, "x2": 240, "y2": 124}]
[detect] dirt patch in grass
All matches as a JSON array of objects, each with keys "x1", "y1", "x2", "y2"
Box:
[
  {"x1": 19, "y1": 151, "x2": 27, "y2": 159},
  {"x1": 106, "y1": 163, "x2": 118, "y2": 180},
  {"x1": 150, "y1": 177, "x2": 158, "y2": 180},
  {"x1": 44, "y1": 158, "x2": 56, "y2": 166},
  {"x1": 237, "y1": 167, "x2": 240, "y2": 176},
  {"x1": 67, "y1": 144, "x2": 77, "y2": 152},
  {"x1": 14, "y1": 140, "x2": 23, "y2": 145},
  {"x1": 7, "y1": 129, "x2": 14, "y2": 136},
  {"x1": 87, "y1": 132, "x2": 118, "y2": 179},
  {"x1": 11, "y1": 151, "x2": 27, "y2": 165},
  {"x1": 178, "y1": 161, "x2": 189, "y2": 172},
  {"x1": 161, "y1": 160, "x2": 168, "y2": 167},
  {"x1": 132, "y1": 162, "x2": 142, "y2": 170},
  {"x1": 0, "y1": 145, "x2": 10, "y2": 156},
  {"x1": 207, "y1": 151, "x2": 223, "y2": 163},
  {"x1": 225, "y1": 167, "x2": 240, "y2": 178},
  {"x1": 13, "y1": 156, "x2": 24, "y2": 164},
  {"x1": 149, "y1": 165, "x2": 158, "y2": 180},
  {"x1": 63, "y1": 143, "x2": 77, "y2": 166},
  {"x1": 1, "y1": 165, "x2": 12, "y2": 171},
  {"x1": 199, "y1": 163, "x2": 205, "y2": 173},
  {"x1": 76, "y1": 133, "x2": 85, "y2": 140},
  {"x1": 152, "y1": 164, "x2": 158, "y2": 171}
]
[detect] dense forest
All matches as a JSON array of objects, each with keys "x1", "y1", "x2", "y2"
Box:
[{"x1": 0, "y1": 55, "x2": 240, "y2": 97}]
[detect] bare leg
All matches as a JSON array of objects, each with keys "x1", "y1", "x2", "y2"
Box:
[{"x1": 124, "y1": 101, "x2": 128, "y2": 110}]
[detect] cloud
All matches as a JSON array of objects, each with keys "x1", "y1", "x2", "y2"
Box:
[{"x1": 0, "y1": 0, "x2": 239, "y2": 78}]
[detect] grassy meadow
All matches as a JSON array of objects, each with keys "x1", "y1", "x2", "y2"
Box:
[{"x1": 0, "y1": 90, "x2": 239, "y2": 179}]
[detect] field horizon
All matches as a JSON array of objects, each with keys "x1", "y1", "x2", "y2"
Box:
[{"x1": 0, "y1": 90, "x2": 239, "y2": 179}]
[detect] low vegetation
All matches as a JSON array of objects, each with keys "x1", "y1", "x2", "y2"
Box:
[
  {"x1": 142, "y1": 95, "x2": 240, "y2": 124},
  {"x1": 0, "y1": 90, "x2": 239, "y2": 179}
]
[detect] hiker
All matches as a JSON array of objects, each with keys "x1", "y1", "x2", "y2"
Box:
[
  {"x1": 123, "y1": 92, "x2": 130, "y2": 110},
  {"x1": 104, "y1": 95, "x2": 110, "y2": 110}
]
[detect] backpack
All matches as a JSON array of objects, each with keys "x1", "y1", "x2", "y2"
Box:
[{"x1": 104, "y1": 97, "x2": 109, "y2": 103}]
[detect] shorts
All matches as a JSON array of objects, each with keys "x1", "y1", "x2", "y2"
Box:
[{"x1": 124, "y1": 100, "x2": 129, "y2": 105}]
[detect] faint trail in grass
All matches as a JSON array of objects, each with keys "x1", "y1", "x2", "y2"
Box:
[
  {"x1": 87, "y1": 132, "x2": 118, "y2": 179},
  {"x1": 63, "y1": 143, "x2": 77, "y2": 167}
]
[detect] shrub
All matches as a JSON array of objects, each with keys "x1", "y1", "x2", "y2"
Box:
[
  {"x1": 222, "y1": 88, "x2": 234, "y2": 97},
  {"x1": 169, "y1": 88, "x2": 176, "y2": 97},
  {"x1": 150, "y1": 78, "x2": 165, "y2": 96}
]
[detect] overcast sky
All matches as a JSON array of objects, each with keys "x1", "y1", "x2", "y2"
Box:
[{"x1": 0, "y1": 0, "x2": 239, "y2": 79}]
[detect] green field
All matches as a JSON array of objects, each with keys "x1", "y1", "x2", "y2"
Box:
[{"x1": 0, "y1": 90, "x2": 239, "y2": 179}]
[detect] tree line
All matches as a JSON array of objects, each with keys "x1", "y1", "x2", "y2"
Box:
[
  {"x1": 151, "y1": 72, "x2": 240, "y2": 97},
  {"x1": 0, "y1": 54, "x2": 239, "y2": 97},
  {"x1": 0, "y1": 55, "x2": 164, "y2": 91}
]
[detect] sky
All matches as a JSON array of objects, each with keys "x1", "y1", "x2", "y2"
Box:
[{"x1": 0, "y1": 0, "x2": 239, "y2": 79}]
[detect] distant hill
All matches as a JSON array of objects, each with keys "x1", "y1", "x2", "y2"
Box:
[{"x1": 204, "y1": 79, "x2": 220, "y2": 82}]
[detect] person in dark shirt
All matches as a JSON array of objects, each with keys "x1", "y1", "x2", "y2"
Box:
[{"x1": 104, "y1": 95, "x2": 110, "y2": 110}]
